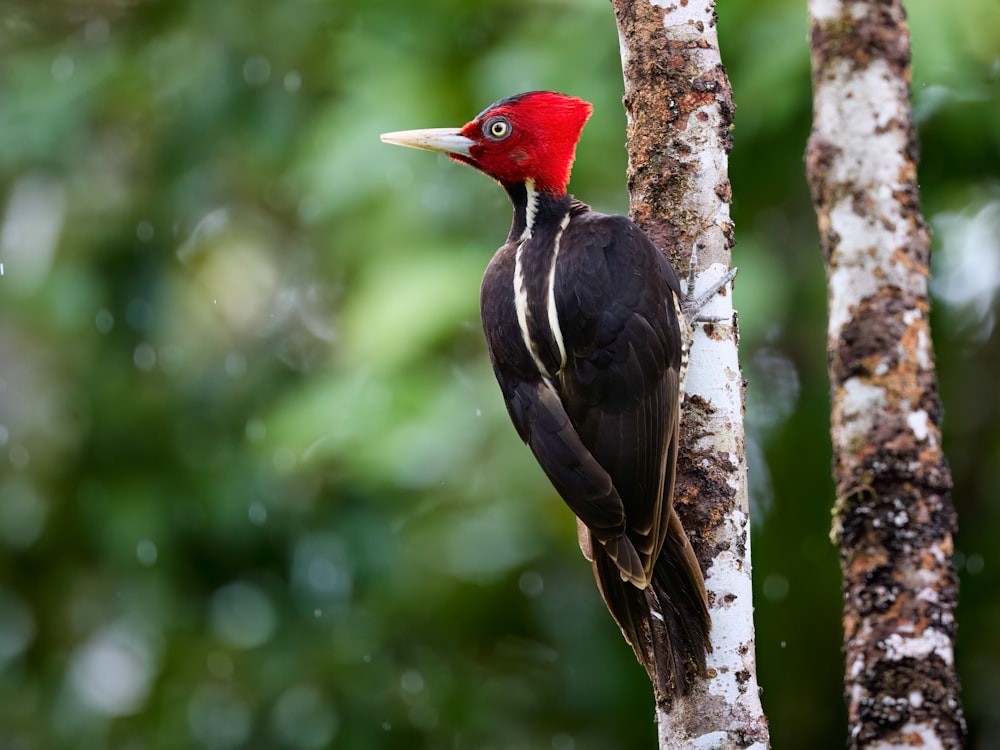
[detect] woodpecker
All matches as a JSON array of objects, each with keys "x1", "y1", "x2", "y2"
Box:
[{"x1": 382, "y1": 91, "x2": 732, "y2": 698}]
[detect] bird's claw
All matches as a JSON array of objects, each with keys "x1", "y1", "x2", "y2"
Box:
[{"x1": 681, "y1": 242, "x2": 737, "y2": 325}]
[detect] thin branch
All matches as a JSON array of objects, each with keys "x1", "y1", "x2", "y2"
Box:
[
  {"x1": 805, "y1": 1, "x2": 965, "y2": 747},
  {"x1": 611, "y1": 1, "x2": 770, "y2": 747}
]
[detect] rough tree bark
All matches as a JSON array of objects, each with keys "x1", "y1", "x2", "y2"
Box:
[
  {"x1": 805, "y1": 1, "x2": 965, "y2": 748},
  {"x1": 611, "y1": 1, "x2": 770, "y2": 747}
]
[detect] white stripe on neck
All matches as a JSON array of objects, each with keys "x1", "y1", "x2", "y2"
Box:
[
  {"x1": 519, "y1": 179, "x2": 538, "y2": 243},
  {"x1": 512, "y1": 207, "x2": 570, "y2": 378},
  {"x1": 546, "y1": 213, "x2": 570, "y2": 369}
]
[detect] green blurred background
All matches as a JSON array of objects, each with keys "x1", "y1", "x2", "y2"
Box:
[{"x1": 1, "y1": 1, "x2": 997, "y2": 748}]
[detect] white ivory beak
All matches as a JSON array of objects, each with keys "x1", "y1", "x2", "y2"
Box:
[{"x1": 379, "y1": 127, "x2": 475, "y2": 158}]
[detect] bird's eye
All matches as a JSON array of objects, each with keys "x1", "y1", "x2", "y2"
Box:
[{"x1": 484, "y1": 116, "x2": 511, "y2": 141}]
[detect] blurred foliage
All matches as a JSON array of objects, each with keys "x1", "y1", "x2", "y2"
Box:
[{"x1": 0, "y1": 0, "x2": 997, "y2": 748}]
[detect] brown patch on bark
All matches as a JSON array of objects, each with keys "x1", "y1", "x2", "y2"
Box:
[
  {"x1": 834, "y1": 468, "x2": 961, "y2": 746},
  {"x1": 804, "y1": 136, "x2": 842, "y2": 263},
  {"x1": 676, "y1": 394, "x2": 740, "y2": 573},
  {"x1": 835, "y1": 288, "x2": 915, "y2": 379},
  {"x1": 809, "y1": 1, "x2": 912, "y2": 80},
  {"x1": 613, "y1": 0, "x2": 735, "y2": 258}
]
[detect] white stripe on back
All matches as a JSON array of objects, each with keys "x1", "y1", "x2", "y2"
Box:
[
  {"x1": 513, "y1": 245, "x2": 547, "y2": 375},
  {"x1": 546, "y1": 213, "x2": 571, "y2": 369}
]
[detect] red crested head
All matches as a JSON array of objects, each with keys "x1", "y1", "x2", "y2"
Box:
[
  {"x1": 454, "y1": 92, "x2": 593, "y2": 194},
  {"x1": 381, "y1": 92, "x2": 593, "y2": 195}
]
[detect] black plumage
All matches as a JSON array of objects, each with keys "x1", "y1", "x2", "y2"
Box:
[{"x1": 481, "y1": 188, "x2": 710, "y2": 698}]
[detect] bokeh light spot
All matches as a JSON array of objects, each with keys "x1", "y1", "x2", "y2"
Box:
[
  {"x1": 271, "y1": 684, "x2": 339, "y2": 749},
  {"x1": 69, "y1": 624, "x2": 157, "y2": 716},
  {"x1": 188, "y1": 683, "x2": 251, "y2": 748},
  {"x1": 0, "y1": 478, "x2": 47, "y2": 548},
  {"x1": 0, "y1": 587, "x2": 35, "y2": 663},
  {"x1": 762, "y1": 574, "x2": 790, "y2": 602},
  {"x1": 209, "y1": 581, "x2": 276, "y2": 649},
  {"x1": 136, "y1": 539, "x2": 158, "y2": 567}
]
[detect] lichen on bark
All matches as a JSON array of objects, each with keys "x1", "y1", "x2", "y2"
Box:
[{"x1": 806, "y1": 0, "x2": 965, "y2": 747}]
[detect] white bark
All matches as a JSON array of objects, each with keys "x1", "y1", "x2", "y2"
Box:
[
  {"x1": 659, "y1": 270, "x2": 766, "y2": 750},
  {"x1": 807, "y1": 1, "x2": 964, "y2": 747}
]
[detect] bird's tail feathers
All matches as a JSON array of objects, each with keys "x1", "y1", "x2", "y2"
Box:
[{"x1": 588, "y1": 511, "x2": 711, "y2": 703}]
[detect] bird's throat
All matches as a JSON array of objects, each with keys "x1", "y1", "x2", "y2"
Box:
[{"x1": 505, "y1": 180, "x2": 568, "y2": 246}]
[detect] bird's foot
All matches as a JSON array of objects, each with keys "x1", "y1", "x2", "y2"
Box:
[{"x1": 681, "y1": 242, "x2": 738, "y2": 325}]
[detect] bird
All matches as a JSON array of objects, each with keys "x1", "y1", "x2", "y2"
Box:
[{"x1": 381, "y1": 91, "x2": 732, "y2": 700}]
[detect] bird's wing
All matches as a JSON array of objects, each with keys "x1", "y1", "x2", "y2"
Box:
[
  {"x1": 480, "y1": 237, "x2": 645, "y2": 582},
  {"x1": 480, "y1": 211, "x2": 683, "y2": 585},
  {"x1": 502, "y1": 376, "x2": 646, "y2": 582},
  {"x1": 552, "y1": 210, "x2": 684, "y2": 577}
]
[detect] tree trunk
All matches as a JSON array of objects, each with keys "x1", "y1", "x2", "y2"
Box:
[
  {"x1": 805, "y1": 1, "x2": 966, "y2": 747},
  {"x1": 611, "y1": 1, "x2": 770, "y2": 747}
]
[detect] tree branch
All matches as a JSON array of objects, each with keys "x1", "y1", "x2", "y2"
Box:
[
  {"x1": 805, "y1": 1, "x2": 965, "y2": 747},
  {"x1": 611, "y1": 1, "x2": 770, "y2": 747}
]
